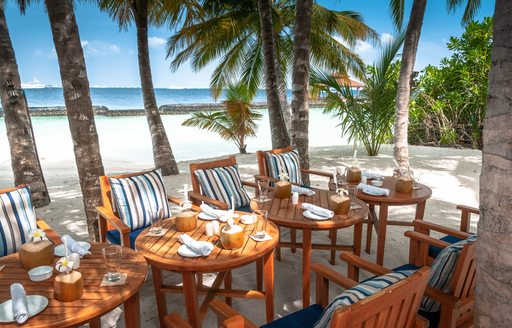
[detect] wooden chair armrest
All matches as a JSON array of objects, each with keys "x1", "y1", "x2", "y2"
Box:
[
  {"x1": 188, "y1": 191, "x2": 229, "y2": 210},
  {"x1": 96, "y1": 206, "x2": 131, "y2": 233},
  {"x1": 209, "y1": 300, "x2": 258, "y2": 328},
  {"x1": 413, "y1": 220, "x2": 471, "y2": 239},
  {"x1": 254, "y1": 175, "x2": 279, "y2": 183},
  {"x1": 36, "y1": 218, "x2": 62, "y2": 245},
  {"x1": 301, "y1": 168, "x2": 333, "y2": 178},
  {"x1": 241, "y1": 180, "x2": 258, "y2": 189},
  {"x1": 424, "y1": 286, "x2": 462, "y2": 308},
  {"x1": 312, "y1": 263, "x2": 358, "y2": 289},
  {"x1": 415, "y1": 315, "x2": 429, "y2": 328},
  {"x1": 404, "y1": 231, "x2": 452, "y2": 250},
  {"x1": 167, "y1": 195, "x2": 201, "y2": 212},
  {"x1": 164, "y1": 313, "x2": 192, "y2": 328},
  {"x1": 339, "y1": 253, "x2": 391, "y2": 276},
  {"x1": 456, "y1": 205, "x2": 479, "y2": 215}
]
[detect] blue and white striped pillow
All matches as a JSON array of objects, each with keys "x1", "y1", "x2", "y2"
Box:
[
  {"x1": 0, "y1": 186, "x2": 37, "y2": 257},
  {"x1": 194, "y1": 164, "x2": 250, "y2": 209},
  {"x1": 314, "y1": 270, "x2": 414, "y2": 328},
  {"x1": 109, "y1": 169, "x2": 171, "y2": 231},
  {"x1": 421, "y1": 235, "x2": 477, "y2": 312},
  {"x1": 265, "y1": 150, "x2": 303, "y2": 185}
]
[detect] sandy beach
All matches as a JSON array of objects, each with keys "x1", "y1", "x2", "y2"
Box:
[{"x1": 0, "y1": 141, "x2": 481, "y2": 327}]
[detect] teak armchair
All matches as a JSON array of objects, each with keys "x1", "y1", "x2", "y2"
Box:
[
  {"x1": 96, "y1": 171, "x2": 187, "y2": 249},
  {"x1": 165, "y1": 264, "x2": 430, "y2": 328},
  {"x1": 341, "y1": 220, "x2": 476, "y2": 328},
  {"x1": 188, "y1": 156, "x2": 258, "y2": 211},
  {"x1": 0, "y1": 186, "x2": 61, "y2": 247}
]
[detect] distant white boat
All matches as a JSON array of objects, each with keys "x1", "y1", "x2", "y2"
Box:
[{"x1": 21, "y1": 77, "x2": 46, "y2": 89}]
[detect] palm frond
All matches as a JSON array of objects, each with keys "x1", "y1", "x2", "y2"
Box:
[{"x1": 389, "y1": 0, "x2": 405, "y2": 29}]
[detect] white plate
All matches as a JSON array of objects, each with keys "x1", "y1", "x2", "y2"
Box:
[
  {"x1": 177, "y1": 241, "x2": 213, "y2": 257},
  {"x1": 198, "y1": 212, "x2": 217, "y2": 221},
  {"x1": 240, "y1": 214, "x2": 256, "y2": 225},
  {"x1": 362, "y1": 189, "x2": 385, "y2": 196},
  {"x1": 54, "y1": 242, "x2": 91, "y2": 257},
  {"x1": 28, "y1": 266, "x2": 53, "y2": 282},
  {"x1": 0, "y1": 295, "x2": 48, "y2": 323}
]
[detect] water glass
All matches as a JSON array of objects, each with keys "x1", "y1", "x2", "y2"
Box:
[
  {"x1": 257, "y1": 180, "x2": 270, "y2": 202},
  {"x1": 148, "y1": 208, "x2": 163, "y2": 234},
  {"x1": 254, "y1": 210, "x2": 268, "y2": 237},
  {"x1": 347, "y1": 185, "x2": 358, "y2": 207},
  {"x1": 411, "y1": 170, "x2": 422, "y2": 189},
  {"x1": 102, "y1": 245, "x2": 122, "y2": 282}
]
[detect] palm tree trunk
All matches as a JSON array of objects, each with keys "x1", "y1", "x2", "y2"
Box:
[
  {"x1": 257, "y1": 0, "x2": 290, "y2": 149},
  {"x1": 45, "y1": 0, "x2": 105, "y2": 239},
  {"x1": 475, "y1": 0, "x2": 512, "y2": 324},
  {"x1": 134, "y1": 1, "x2": 179, "y2": 176},
  {"x1": 393, "y1": 0, "x2": 427, "y2": 168},
  {"x1": 276, "y1": 61, "x2": 291, "y2": 131},
  {"x1": 291, "y1": 0, "x2": 312, "y2": 183},
  {"x1": 0, "y1": 7, "x2": 50, "y2": 207}
]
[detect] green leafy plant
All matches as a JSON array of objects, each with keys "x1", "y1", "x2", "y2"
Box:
[
  {"x1": 310, "y1": 31, "x2": 405, "y2": 156},
  {"x1": 182, "y1": 82, "x2": 262, "y2": 154}
]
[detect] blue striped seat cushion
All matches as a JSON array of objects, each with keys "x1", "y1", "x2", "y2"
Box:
[
  {"x1": 194, "y1": 164, "x2": 250, "y2": 208},
  {"x1": 314, "y1": 270, "x2": 414, "y2": 328},
  {"x1": 265, "y1": 150, "x2": 303, "y2": 185},
  {"x1": 420, "y1": 234, "x2": 477, "y2": 313},
  {"x1": 428, "y1": 235, "x2": 464, "y2": 258},
  {"x1": 0, "y1": 186, "x2": 37, "y2": 257},
  {"x1": 109, "y1": 169, "x2": 171, "y2": 231}
]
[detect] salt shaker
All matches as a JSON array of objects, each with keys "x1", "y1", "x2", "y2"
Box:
[
  {"x1": 205, "y1": 223, "x2": 214, "y2": 237},
  {"x1": 291, "y1": 192, "x2": 299, "y2": 205},
  {"x1": 211, "y1": 221, "x2": 220, "y2": 235}
]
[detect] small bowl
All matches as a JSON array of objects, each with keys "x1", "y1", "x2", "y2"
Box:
[
  {"x1": 240, "y1": 214, "x2": 256, "y2": 225},
  {"x1": 28, "y1": 266, "x2": 53, "y2": 282},
  {"x1": 370, "y1": 180, "x2": 384, "y2": 187}
]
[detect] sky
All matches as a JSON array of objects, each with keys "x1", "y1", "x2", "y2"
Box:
[{"x1": 4, "y1": 0, "x2": 495, "y2": 89}]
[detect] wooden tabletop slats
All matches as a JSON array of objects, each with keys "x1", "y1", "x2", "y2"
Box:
[
  {"x1": 356, "y1": 177, "x2": 432, "y2": 205},
  {"x1": 0, "y1": 243, "x2": 147, "y2": 328},
  {"x1": 135, "y1": 215, "x2": 279, "y2": 272}
]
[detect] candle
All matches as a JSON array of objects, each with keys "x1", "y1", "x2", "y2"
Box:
[
  {"x1": 292, "y1": 192, "x2": 299, "y2": 205},
  {"x1": 230, "y1": 196, "x2": 235, "y2": 210},
  {"x1": 212, "y1": 221, "x2": 220, "y2": 234},
  {"x1": 333, "y1": 171, "x2": 338, "y2": 188},
  {"x1": 205, "y1": 223, "x2": 214, "y2": 237},
  {"x1": 183, "y1": 184, "x2": 188, "y2": 202},
  {"x1": 64, "y1": 238, "x2": 68, "y2": 259}
]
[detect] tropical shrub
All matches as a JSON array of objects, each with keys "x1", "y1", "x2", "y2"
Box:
[
  {"x1": 182, "y1": 82, "x2": 261, "y2": 153},
  {"x1": 409, "y1": 17, "x2": 492, "y2": 148},
  {"x1": 310, "y1": 32, "x2": 405, "y2": 156}
]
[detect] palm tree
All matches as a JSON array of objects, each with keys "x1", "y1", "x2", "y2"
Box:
[
  {"x1": 257, "y1": 0, "x2": 290, "y2": 148},
  {"x1": 311, "y1": 32, "x2": 405, "y2": 157},
  {"x1": 389, "y1": 0, "x2": 482, "y2": 168},
  {"x1": 475, "y1": 0, "x2": 512, "y2": 323},
  {"x1": 0, "y1": 2, "x2": 50, "y2": 207},
  {"x1": 290, "y1": 0, "x2": 312, "y2": 181},
  {"x1": 166, "y1": 0, "x2": 377, "y2": 143},
  {"x1": 45, "y1": 0, "x2": 105, "y2": 239},
  {"x1": 182, "y1": 82, "x2": 262, "y2": 154},
  {"x1": 98, "y1": 0, "x2": 180, "y2": 176}
]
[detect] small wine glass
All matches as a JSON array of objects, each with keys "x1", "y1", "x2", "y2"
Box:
[
  {"x1": 256, "y1": 180, "x2": 270, "y2": 203},
  {"x1": 147, "y1": 208, "x2": 163, "y2": 234},
  {"x1": 253, "y1": 209, "x2": 268, "y2": 240},
  {"x1": 347, "y1": 185, "x2": 358, "y2": 209},
  {"x1": 410, "y1": 169, "x2": 423, "y2": 189}
]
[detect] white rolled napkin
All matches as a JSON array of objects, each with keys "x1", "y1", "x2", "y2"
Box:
[
  {"x1": 61, "y1": 234, "x2": 91, "y2": 257},
  {"x1": 291, "y1": 185, "x2": 316, "y2": 196},
  {"x1": 362, "y1": 171, "x2": 383, "y2": 180},
  {"x1": 301, "y1": 203, "x2": 334, "y2": 219},
  {"x1": 178, "y1": 234, "x2": 214, "y2": 256},
  {"x1": 200, "y1": 203, "x2": 226, "y2": 219},
  {"x1": 357, "y1": 183, "x2": 390, "y2": 196},
  {"x1": 10, "y1": 283, "x2": 29, "y2": 324},
  {"x1": 303, "y1": 211, "x2": 331, "y2": 220}
]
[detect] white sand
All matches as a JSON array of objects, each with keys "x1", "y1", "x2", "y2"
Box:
[{"x1": 0, "y1": 144, "x2": 481, "y2": 327}]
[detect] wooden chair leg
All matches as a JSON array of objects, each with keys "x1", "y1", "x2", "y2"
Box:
[
  {"x1": 276, "y1": 227, "x2": 281, "y2": 261},
  {"x1": 256, "y1": 258, "x2": 263, "y2": 291},
  {"x1": 291, "y1": 228, "x2": 297, "y2": 253},
  {"x1": 224, "y1": 271, "x2": 232, "y2": 306},
  {"x1": 330, "y1": 229, "x2": 337, "y2": 265},
  {"x1": 196, "y1": 274, "x2": 203, "y2": 288}
]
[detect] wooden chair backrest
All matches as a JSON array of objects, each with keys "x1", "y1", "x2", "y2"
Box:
[
  {"x1": 0, "y1": 185, "x2": 27, "y2": 194},
  {"x1": 450, "y1": 242, "x2": 477, "y2": 301},
  {"x1": 189, "y1": 156, "x2": 238, "y2": 196},
  {"x1": 331, "y1": 267, "x2": 430, "y2": 327},
  {"x1": 256, "y1": 146, "x2": 293, "y2": 177}
]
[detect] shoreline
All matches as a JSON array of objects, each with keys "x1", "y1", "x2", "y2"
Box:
[{"x1": 0, "y1": 100, "x2": 327, "y2": 117}]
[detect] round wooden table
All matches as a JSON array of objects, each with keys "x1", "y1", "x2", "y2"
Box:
[
  {"x1": 356, "y1": 176, "x2": 432, "y2": 265},
  {"x1": 135, "y1": 215, "x2": 279, "y2": 328},
  {"x1": 254, "y1": 189, "x2": 368, "y2": 307},
  {"x1": 0, "y1": 242, "x2": 147, "y2": 328}
]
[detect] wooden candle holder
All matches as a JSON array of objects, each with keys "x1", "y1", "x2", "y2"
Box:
[
  {"x1": 54, "y1": 271, "x2": 83, "y2": 302},
  {"x1": 329, "y1": 194, "x2": 351, "y2": 215},
  {"x1": 347, "y1": 167, "x2": 361, "y2": 183},
  {"x1": 175, "y1": 210, "x2": 198, "y2": 232},
  {"x1": 396, "y1": 177, "x2": 413, "y2": 194},
  {"x1": 274, "y1": 181, "x2": 291, "y2": 199},
  {"x1": 220, "y1": 225, "x2": 244, "y2": 250},
  {"x1": 19, "y1": 240, "x2": 54, "y2": 270}
]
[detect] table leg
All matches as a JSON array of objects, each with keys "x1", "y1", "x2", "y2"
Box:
[
  {"x1": 291, "y1": 228, "x2": 297, "y2": 253},
  {"x1": 302, "y1": 229, "x2": 312, "y2": 307},
  {"x1": 182, "y1": 271, "x2": 200, "y2": 328},
  {"x1": 151, "y1": 265, "x2": 167, "y2": 328},
  {"x1": 330, "y1": 229, "x2": 337, "y2": 265},
  {"x1": 124, "y1": 292, "x2": 141, "y2": 328},
  {"x1": 263, "y1": 249, "x2": 275, "y2": 323},
  {"x1": 376, "y1": 204, "x2": 389, "y2": 266},
  {"x1": 415, "y1": 201, "x2": 427, "y2": 221},
  {"x1": 365, "y1": 204, "x2": 376, "y2": 254},
  {"x1": 89, "y1": 317, "x2": 101, "y2": 328},
  {"x1": 276, "y1": 226, "x2": 281, "y2": 261},
  {"x1": 224, "y1": 270, "x2": 232, "y2": 306},
  {"x1": 256, "y1": 257, "x2": 263, "y2": 291},
  {"x1": 350, "y1": 222, "x2": 363, "y2": 281}
]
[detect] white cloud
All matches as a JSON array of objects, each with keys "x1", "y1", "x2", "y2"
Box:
[
  {"x1": 81, "y1": 40, "x2": 90, "y2": 48},
  {"x1": 381, "y1": 33, "x2": 394, "y2": 43},
  {"x1": 355, "y1": 40, "x2": 373, "y2": 53},
  {"x1": 33, "y1": 49, "x2": 45, "y2": 57},
  {"x1": 80, "y1": 40, "x2": 122, "y2": 57},
  {"x1": 148, "y1": 36, "x2": 166, "y2": 48},
  {"x1": 109, "y1": 44, "x2": 120, "y2": 53}
]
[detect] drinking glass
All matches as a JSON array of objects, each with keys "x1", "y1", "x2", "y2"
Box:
[
  {"x1": 147, "y1": 208, "x2": 163, "y2": 234},
  {"x1": 102, "y1": 245, "x2": 122, "y2": 282},
  {"x1": 411, "y1": 170, "x2": 422, "y2": 189},
  {"x1": 253, "y1": 209, "x2": 268, "y2": 239},
  {"x1": 256, "y1": 180, "x2": 270, "y2": 202},
  {"x1": 347, "y1": 185, "x2": 358, "y2": 208}
]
